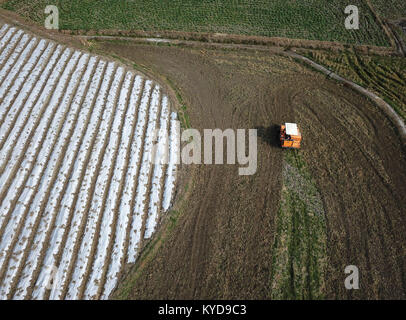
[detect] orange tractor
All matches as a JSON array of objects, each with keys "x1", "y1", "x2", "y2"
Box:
[{"x1": 280, "y1": 123, "x2": 302, "y2": 149}]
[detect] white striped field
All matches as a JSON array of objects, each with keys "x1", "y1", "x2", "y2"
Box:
[{"x1": 0, "y1": 23, "x2": 178, "y2": 300}]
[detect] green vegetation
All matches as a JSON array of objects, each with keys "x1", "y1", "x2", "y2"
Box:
[
  {"x1": 369, "y1": 0, "x2": 406, "y2": 20},
  {"x1": 2, "y1": 0, "x2": 390, "y2": 45},
  {"x1": 165, "y1": 77, "x2": 190, "y2": 129},
  {"x1": 368, "y1": 0, "x2": 406, "y2": 52},
  {"x1": 304, "y1": 49, "x2": 406, "y2": 122},
  {"x1": 270, "y1": 151, "x2": 327, "y2": 300}
]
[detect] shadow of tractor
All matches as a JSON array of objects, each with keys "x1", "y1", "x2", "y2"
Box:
[{"x1": 255, "y1": 124, "x2": 281, "y2": 149}]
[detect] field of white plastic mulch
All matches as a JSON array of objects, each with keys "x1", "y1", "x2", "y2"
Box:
[{"x1": 0, "y1": 23, "x2": 179, "y2": 300}]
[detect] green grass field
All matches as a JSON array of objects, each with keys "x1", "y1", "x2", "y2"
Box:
[
  {"x1": 270, "y1": 151, "x2": 327, "y2": 299},
  {"x1": 370, "y1": 0, "x2": 406, "y2": 20},
  {"x1": 2, "y1": 0, "x2": 390, "y2": 46}
]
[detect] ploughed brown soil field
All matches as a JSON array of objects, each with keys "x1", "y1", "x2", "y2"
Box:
[{"x1": 95, "y1": 41, "x2": 406, "y2": 299}]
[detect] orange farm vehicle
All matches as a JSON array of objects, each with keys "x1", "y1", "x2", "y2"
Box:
[{"x1": 280, "y1": 123, "x2": 302, "y2": 149}]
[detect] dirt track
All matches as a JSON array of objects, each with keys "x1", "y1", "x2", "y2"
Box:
[{"x1": 98, "y1": 42, "x2": 406, "y2": 299}]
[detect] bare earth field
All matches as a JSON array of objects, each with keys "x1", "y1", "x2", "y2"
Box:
[{"x1": 93, "y1": 42, "x2": 406, "y2": 299}]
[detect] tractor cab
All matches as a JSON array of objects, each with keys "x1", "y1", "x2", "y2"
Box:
[{"x1": 280, "y1": 123, "x2": 302, "y2": 149}]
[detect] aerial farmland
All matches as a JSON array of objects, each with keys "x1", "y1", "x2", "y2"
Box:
[
  {"x1": 0, "y1": 0, "x2": 405, "y2": 304},
  {"x1": 0, "y1": 23, "x2": 178, "y2": 299}
]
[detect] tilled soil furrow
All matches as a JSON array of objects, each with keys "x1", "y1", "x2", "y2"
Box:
[
  {"x1": 371, "y1": 194, "x2": 406, "y2": 296},
  {"x1": 297, "y1": 106, "x2": 354, "y2": 270},
  {"x1": 294, "y1": 79, "x2": 406, "y2": 299}
]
